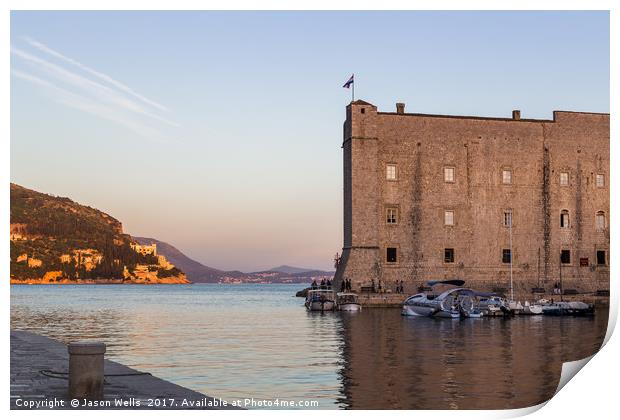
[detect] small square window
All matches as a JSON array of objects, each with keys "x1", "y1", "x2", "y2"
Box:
[
  {"x1": 444, "y1": 210, "x2": 454, "y2": 226},
  {"x1": 596, "y1": 174, "x2": 605, "y2": 188},
  {"x1": 502, "y1": 249, "x2": 512, "y2": 264},
  {"x1": 561, "y1": 250, "x2": 571, "y2": 264},
  {"x1": 386, "y1": 164, "x2": 397, "y2": 180},
  {"x1": 503, "y1": 210, "x2": 513, "y2": 227},
  {"x1": 444, "y1": 167, "x2": 455, "y2": 183},
  {"x1": 502, "y1": 169, "x2": 512, "y2": 185},
  {"x1": 386, "y1": 247, "x2": 397, "y2": 263},
  {"x1": 560, "y1": 172, "x2": 569, "y2": 186},
  {"x1": 386, "y1": 208, "x2": 398, "y2": 224},
  {"x1": 444, "y1": 248, "x2": 455, "y2": 263},
  {"x1": 597, "y1": 250, "x2": 606, "y2": 266}
]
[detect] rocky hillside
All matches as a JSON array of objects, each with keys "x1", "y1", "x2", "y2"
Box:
[{"x1": 10, "y1": 183, "x2": 188, "y2": 284}]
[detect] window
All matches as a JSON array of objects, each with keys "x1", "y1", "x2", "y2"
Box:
[
  {"x1": 502, "y1": 249, "x2": 512, "y2": 264},
  {"x1": 386, "y1": 164, "x2": 397, "y2": 180},
  {"x1": 561, "y1": 250, "x2": 571, "y2": 264},
  {"x1": 560, "y1": 172, "x2": 569, "y2": 186},
  {"x1": 386, "y1": 247, "x2": 397, "y2": 263},
  {"x1": 502, "y1": 169, "x2": 512, "y2": 185},
  {"x1": 596, "y1": 174, "x2": 605, "y2": 188},
  {"x1": 503, "y1": 210, "x2": 513, "y2": 227},
  {"x1": 560, "y1": 210, "x2": 570, "y2": 228},
  {"x1": 386, "y1": 208, "x2": 398, "y2": 224},
  {"x1": 597, "y1": 250, "x2": 606, "y2": 266},
  {"x1": 444, "y1": 210, "x2": 454, "y2": 226},
  {"x1": 444, "y1": 167, "x2": 455, "y2": 183},
  {"x1": 596, "y1": 211, "x2": 606, "y2": 231},
  {"x1": 444, "y1": 248, "x2": 455, "y2": 263}
]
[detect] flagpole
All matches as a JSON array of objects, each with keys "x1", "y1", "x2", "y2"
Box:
[{"x1": 352, "y1": 78, "x2": 355, "y2": 102}]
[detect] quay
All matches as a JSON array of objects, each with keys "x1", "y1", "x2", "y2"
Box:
[
  {"x1": 298, "y1": 288, "x2": 610, "y2": 309},
  {"x1": 10, "y1": 330, "x2": 235, "y2": 410}
]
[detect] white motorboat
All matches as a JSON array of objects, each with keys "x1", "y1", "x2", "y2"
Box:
[
  {"x1": 478, "y1": 296, "x2": 506, "y2": 316},
  {"x1": 401, "y1": 280, "x2": 484, "y2": 319},
  {"x1": 540, "y1": 300, "x2": 594, "y2": 316},
  {"x1": 337, "y1": 293, "x2": 362, "y2": 311},
  {"x1": 507, "y1": 300, "x2": 524, "y2": 312},
  {"x1": 305, "y1": 287, "x2": 336, "y2": 311},
  {"x1": 521, "y1": 300, "x2": 543, "y2": 315}
]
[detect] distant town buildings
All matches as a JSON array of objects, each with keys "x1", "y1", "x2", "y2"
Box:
[
  {"x1": 334, "y1": 100, "x2": 609, "y2": 296},
  {"x1": 130, "y1": 243, "x2": 157, "y2": 256}
]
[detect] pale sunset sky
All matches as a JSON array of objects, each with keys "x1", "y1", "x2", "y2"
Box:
[{"x1": 10, "y1": 11, "x2": 609, "y2": 271}]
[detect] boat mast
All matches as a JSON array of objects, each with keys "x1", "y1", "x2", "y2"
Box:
[
  {"x1": 509, "y1": 213, "x2": 514, "y2": 301},
  {"x1": 559, "y1": 253, "x2": 563, "y2": 302},
  {"x1": 537, "y1": 247, "x2": 541, "y2": 289}
]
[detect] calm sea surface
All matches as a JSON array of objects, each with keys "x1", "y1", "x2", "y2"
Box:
[{"x1": 10, "y1": 284, "x2": 607, "y2": 409}]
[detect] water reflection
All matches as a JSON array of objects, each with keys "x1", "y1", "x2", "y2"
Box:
[
  {"x1": 11, "y1": 285, "x2": 607, "y2": 409},
  {"x1": 338, "y1": 308, "x2": 607, "y2": 409}
]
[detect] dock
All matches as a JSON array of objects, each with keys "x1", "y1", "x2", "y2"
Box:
[{"x1": 10, "y1": 330, "x2": 236, "y2": 410}]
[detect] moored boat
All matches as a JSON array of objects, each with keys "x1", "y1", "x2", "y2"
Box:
[
  {"x1": 305, "y1": 287, "x2": 336, "y2": 311},
  {"x1": 337, "y1": 293, "x2": 362, "y2": 311},
  {"x1": 475, "y1": 296, "x2": 512, "y2": 317},
  {"x1": 521, "y1": 300, "x2": 543, "y2": 315},
  {"x1": 540, "y1": 300, "x2": 594, "y2": 316},
  {"x1": 402, "y1": 280, "x2": 485, "y2": 319}
]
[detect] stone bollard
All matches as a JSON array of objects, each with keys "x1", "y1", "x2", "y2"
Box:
[{"x1": 68, "y1": 341, "x2": 106, "y2": 400}]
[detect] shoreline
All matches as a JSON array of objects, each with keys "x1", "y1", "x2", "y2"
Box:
[{"x1": 10, "y1": 277, "x2": 190, "y2": 285}]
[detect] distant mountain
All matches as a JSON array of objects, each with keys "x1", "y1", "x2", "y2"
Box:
[
  {"x1": 268, "y1": 265, "x2": 320, "y2": 274},
  {"x1": 133, "y1": 237, "x2": 239, "y2": 283},
  {"x1": 133, "y1": 238, "x2": 334, "y2": 284}
]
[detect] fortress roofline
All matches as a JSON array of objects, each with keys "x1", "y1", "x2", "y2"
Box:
[
  {"x1": 351, "y1": 99, "x2": 609, "y2": 123},
  {"x1": 349, "y1": 99, "x2": 374, "y2": 106}
]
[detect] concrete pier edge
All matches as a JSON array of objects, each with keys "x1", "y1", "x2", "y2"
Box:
[{"x1": 10, "y1": 330, "x2": 239, "y2": 410}]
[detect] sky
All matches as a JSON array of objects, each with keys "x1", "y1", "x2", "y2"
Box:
[{"x1": 10, "y1": 11, "x2": 609, "y2": 272}]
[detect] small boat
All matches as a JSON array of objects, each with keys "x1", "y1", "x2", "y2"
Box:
[
  {"x1": 337, "y1": 293, "x2": 362, "y2": 311},
  {"x1": 402, "y1": 280, "x2": 484, "y2": 319},
  {"x1": 305, "y1": 287, "x2": 336, "y2": 311},
  {"x1": 507, "y1": 300, "x2": 524, "y2": 312},
  {"x1": 521, "y1": 300, "x2": 543, "y2": 315},
  {"x1": 541, "y1": 300, "x2": 594, "y2": 316},
  {"x1": 477, "y1": 296, "x2": 512, "y2": 317}
]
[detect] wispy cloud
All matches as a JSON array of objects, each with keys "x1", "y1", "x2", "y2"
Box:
[
  {"x1": 23, "y1": 37, "x2": 169, "y2": 112},
  {"x1": 11, "y1": 38, "x2": 178, "y2": 139},
  {"x1": 12, "y1": 69, "x2": 163, "y2": 139}
]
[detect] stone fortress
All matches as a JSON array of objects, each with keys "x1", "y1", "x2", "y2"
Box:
[{"x1": 334, "y1": 100, "x2": 609, "y2": 297}]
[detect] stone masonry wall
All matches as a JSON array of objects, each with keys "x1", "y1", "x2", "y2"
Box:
[{"x1": 335, "y1": 100, "x2": 609, "y2": 297}]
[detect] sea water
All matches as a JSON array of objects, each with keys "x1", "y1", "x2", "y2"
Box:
[{"x1": 10, "y1": 284, "x2": 607, "y2": 409}]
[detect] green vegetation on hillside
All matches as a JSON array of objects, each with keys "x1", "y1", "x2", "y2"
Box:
[{"x1": 10, "y1": 183, "x2": 160, "y2": 281}]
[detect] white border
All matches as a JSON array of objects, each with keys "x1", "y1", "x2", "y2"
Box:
[{"x1": 2, "y1": 2, "x2": 616, "y2": 419}]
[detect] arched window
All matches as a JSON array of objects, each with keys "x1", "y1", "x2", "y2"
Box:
[
  {"x1": 596, "y1": 211, "x2": 606, "y2": 231},
  {"x1": 560, "y1": 210, "x2": 570, "y2": 228}
]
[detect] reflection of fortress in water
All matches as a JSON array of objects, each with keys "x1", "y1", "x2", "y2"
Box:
[{"x1": 337, "y1": 310, "x2": 607, "y2": 409}]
